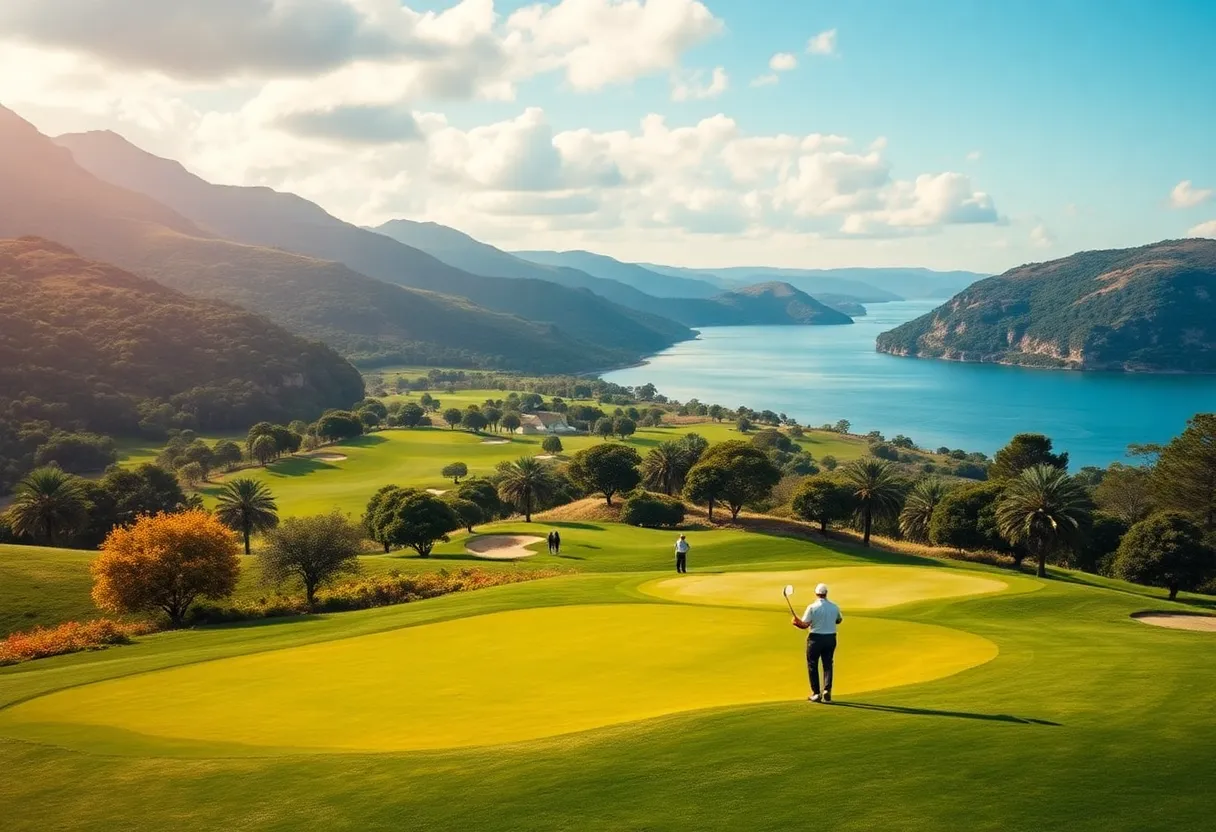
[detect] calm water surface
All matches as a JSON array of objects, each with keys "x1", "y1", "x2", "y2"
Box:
[{"x1": 604, "y1": 300, "x2": 1216, "y2": 466}]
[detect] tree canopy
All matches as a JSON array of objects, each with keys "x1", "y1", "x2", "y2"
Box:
[
  {"x1": 1113, "y1": 512, "x2": 1216, "y2": 600},
  {"x1": 92, "y1": 510, "x2": 241, "y2": 626},
  {"x1": 259, "y1": 511, "x2": 363, "y2": 605},
  {"x1": 568, "y1": 444, "x2": 642, "y2": 506}
]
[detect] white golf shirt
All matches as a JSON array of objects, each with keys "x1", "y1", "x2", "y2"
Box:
[
  {"x1": 675, "y1": 538, "x2": 690, "y2": 554},
  {"x1": 801, "y1": 598, "x2": 842, "y2": 634}
]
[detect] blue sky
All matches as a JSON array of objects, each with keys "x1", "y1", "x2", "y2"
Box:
[{"x1": 1, "y1": 0, "x2": 1214, "y2": 272}]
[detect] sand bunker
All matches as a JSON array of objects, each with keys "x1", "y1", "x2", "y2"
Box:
[
  {"x1": 481, "y1": 439, "x2": 510, "y2": 445},
  {"x1": 465, "y1": 535, "x2": 544, "y2": 560},
  {"x1": 309, "y1": 453, "x2": 347, "y2": 462},
  {"x1": 535, "y1": 454, "x2": 556, "y2": 460},
  {"x1": 426, "y1": 488, "x2": 448, "y2": 496},
  {"x1": 1131, "y1": 612, "x2": 1216, "y2": 632}
]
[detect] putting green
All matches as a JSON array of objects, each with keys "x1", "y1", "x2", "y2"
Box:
[
  {"x1": 0, "y1": 604, "x2": 995, "y2": 754},
  {"x1": 640, "y1": 566, "x2": 1008, "y2": 611}
]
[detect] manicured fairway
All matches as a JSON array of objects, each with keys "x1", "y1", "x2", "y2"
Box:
[
  {"x1": 187, "y1": 424, "x2": 867, "y2": 517},
  {"x1": 4, "y1": 520, "x2": 1216, "y2": 831},
  {"x1": 0, "y1": 604, "x2": 995, "y2": 754},
  {"x1": 641, "y1": 566, "x2": 1009, "y2": 611}
]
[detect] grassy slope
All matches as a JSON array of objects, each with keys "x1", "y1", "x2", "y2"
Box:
[
  {"x1": 190, "y1": 420, "x2": 867, "y2": 518},
  {"x1": 0, "y1": 544, "x2": 407, "y2": 637},
  {"x1": 2, "y1": 522, "x2": 1215, "y2": 830}
]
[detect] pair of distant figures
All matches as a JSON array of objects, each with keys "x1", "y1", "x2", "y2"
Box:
[{"x1": 546, "y1": 530, "x2": 562, "y2": 554}]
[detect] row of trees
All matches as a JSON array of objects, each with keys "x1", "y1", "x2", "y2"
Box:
[
  {"x1": 786, "y1": 424, "x2": 1216, "y2": 598},
  {"x1": 0, "y1": 463, "x2": 283, "y2": 556},
  {"x1": 91, "y1": 508, "x2": 368, "y2": 625}
]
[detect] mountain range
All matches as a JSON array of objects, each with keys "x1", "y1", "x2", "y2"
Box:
[
  {"x1": 876, "y1": 239, "x2": 1216, "y2": 371},
  {"x1": 54, "y1": 128, "x2": 691, "y2": 366},
  {"x1": 1, "y1": 101, "x2": 1009, "y2": 386}
]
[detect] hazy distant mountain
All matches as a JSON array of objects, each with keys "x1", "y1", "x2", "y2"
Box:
[
  {"x1": 0, "y1": 106, "x2": 631, "y2": 373},
  {"x1": 514, "y1": 249, "x2": 723, "y2": 298},
  {"x1": 656, "y1": 282, "x2": 853, "y2": 327},
  {"x1": 374, "y1": 219, "x2": 665, "y2": 312},
  {"x1": 876, "y1": 239, "x2": 1216, "y2": 372},
  {"x1": 815, "y1": 294, "x2": 867, "y2": 317},
  {"x1": 55, "y1": 129, "x2": 692, "y2": 362},
  {"x1": 644, "y1": 263, "x2": 984, "y2": 300}
]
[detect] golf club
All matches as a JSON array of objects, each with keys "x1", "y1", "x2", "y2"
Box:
[{"x1": 782, "y1": 584, "x2": 797, "y2": 616}]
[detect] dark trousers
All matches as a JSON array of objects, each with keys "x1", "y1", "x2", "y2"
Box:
[
  {"x1": 676, "y1": 553, "x2": 687, "y2": 573},
  {"x1": 806, "y1": 633, "x2": 837, "y2": 694}
]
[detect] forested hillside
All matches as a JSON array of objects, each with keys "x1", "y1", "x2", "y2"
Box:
[
  {"x1": 0, "y1": 237, "x2": 363, "y2": 437},
  {"x1": 876, "y1": 239, "x2": 1216, "y2": 371}
]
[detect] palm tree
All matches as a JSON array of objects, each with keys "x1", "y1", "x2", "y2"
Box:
[
  {"x1": 496, "y1": 457, "x2": 558, "y2": 522},
  {"x1": 6, "y1": 467, "x2": 88, "y2": 546},
  {"x1": 641, "y1": 441, "x2": 690, "y2": 495},
  {"x1": 841, "y1": 459, "x2": 904, "y2": 547},
  {"x1": 899, "y1": 477, "x2": 949, "y2": 542},
  {"x1": 214, "y1": 478, "x2": 279, "y2": 554},
  {"x1": 995, "y1": 464, "x2": 1091, "y2": 577}
]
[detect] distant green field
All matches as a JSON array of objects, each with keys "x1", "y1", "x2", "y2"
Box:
[
  {"x1": 193, "y1": 424, "x2": 867, "y2": 518},
  {"x1": 114, "y1": 433, "x2": 243, "y2": 467}
]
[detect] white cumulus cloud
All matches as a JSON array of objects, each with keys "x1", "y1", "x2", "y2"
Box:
[
  {"x1": 671, "y1": 66, "x2": 728, "y2": 101},
  {"x1": 1187, "y1": 219, "x2": 1216, "y2": 239},
  {"x1": 1170, "y1": 180, "x2": 1213, "y2": 209},
  {"x1": 769, "y1": 52, "x2": 797, "y2": 72},
  {"x1": 807, "y1": 29, "x2": 837, "y2": 56},
  {"x1": 1029, "y1": 222, "x2": 1055, "y2": 248}
]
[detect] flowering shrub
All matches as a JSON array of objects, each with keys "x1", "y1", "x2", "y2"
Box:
[
  {"x1": 0, "y1": 619, "x2": 157, "y2": 666},
  {"x1": 315, "y1": 567, "x2": 565, "y2": 612},
  {"x1": 188, "y1": 568, "x2": 567, "y2": 624},
  {"x1": 5, "y1": 569, "x2": 568, "y2": 660}
]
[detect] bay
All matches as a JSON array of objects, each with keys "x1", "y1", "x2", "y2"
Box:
[{"x1": 604, "y1": 300, "x2": 1216, "y2": 467}]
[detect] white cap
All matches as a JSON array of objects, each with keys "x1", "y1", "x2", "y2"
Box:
[{"x1": 815, "y1": 583, "x2": 829, "y2": 596}]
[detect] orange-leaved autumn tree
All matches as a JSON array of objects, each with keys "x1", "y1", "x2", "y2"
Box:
[{"x1": 92, "y1": 510, "x2": 241, "y2": 627}]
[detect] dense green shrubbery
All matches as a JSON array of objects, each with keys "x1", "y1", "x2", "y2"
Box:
[{"x1": 621, "y1": 491, "x2": 686, "y2": 528}]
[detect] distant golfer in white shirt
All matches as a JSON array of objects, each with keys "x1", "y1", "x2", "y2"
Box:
[
  {"x1": 792, "y1": 583, "x2": 842, "y2": 702},
  {"x1": 674, "y1": 534, "x2": 690, "y2": 573}
]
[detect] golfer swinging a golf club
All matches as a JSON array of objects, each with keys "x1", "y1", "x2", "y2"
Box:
[{"x1": 791, "y1": 583, "x2": 842, "y2": 703}]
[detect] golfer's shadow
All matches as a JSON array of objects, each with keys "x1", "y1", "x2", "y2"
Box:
[{"x1": 831, "y1": 701, "x2": 1061, "y2": 726}]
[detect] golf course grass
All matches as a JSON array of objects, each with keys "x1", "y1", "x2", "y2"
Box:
[
  {"x1": 640, "y1": 566, "x2": 1010, "y2": 611},
  {"x1": 183, "y1": 423, "x2": 868, "y2": 518},
  {"x1": 0, "y1": 604, "x2": 995, "y2": 754},
  {"x1": 5, "y1": 514, "x2": 1216, "y2": 828}
]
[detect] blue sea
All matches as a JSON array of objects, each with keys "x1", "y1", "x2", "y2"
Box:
[{"x1": 604, "y1": 300, "x2": 1216, "y2": 467}]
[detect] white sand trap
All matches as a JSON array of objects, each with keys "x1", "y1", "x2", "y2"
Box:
[
  {"x1": 1131, "y1": 612, "x2": 1216, "y2": 632},
  {"x1": 426, "y1": 488, "x2": 448, "y2": 496},
  {"x1": 481, "y1": 439, "x2": 510, "y2": 445},
  {"x1": 465, "y1": 535, "x2": 544, "y2": 560},
  {"x1": 536, "y1": 454, "x2": 556, "y2": 460},
  {"x1": 309, "y1": 453, "x2": 347, "y2": 462}
]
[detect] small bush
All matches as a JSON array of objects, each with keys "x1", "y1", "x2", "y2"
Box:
[
  {"x1": 0, "y1": 619, "x2": 156, "y2": 666},
  {"x1": 621, "y1": 491, "x2": 686, "y2": 528}
]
